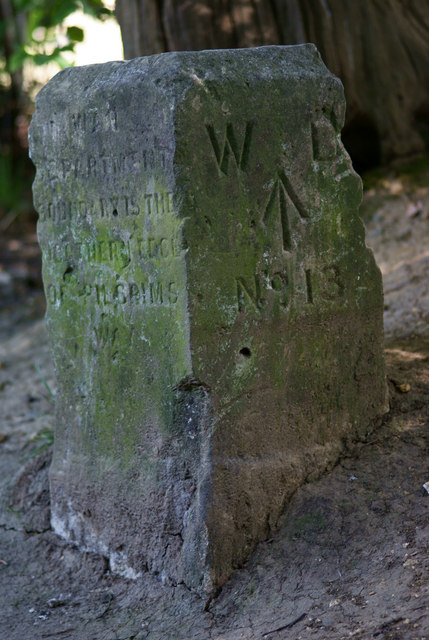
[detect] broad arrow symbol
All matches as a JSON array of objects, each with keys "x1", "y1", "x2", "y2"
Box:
[{"x1": 263, "y1": 172, "x2": 308, "y2": 251}]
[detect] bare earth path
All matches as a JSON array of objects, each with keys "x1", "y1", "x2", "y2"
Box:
[{"x1": 0, "y1": 161, "x2": 428, "y2": 640}]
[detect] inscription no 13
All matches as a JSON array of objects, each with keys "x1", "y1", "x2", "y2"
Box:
[{"x1": 236, "y1": 264, "x2": 344, "y2": 313}]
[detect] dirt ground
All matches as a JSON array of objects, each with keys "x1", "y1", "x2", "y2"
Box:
[{"x1": 0, "y1": 159, "x2": 428, "y2": 640}]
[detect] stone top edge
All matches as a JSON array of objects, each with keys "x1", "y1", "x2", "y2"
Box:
[
  {"x1": 67, "y1": 43, "x2": 322, "y2": 71},
  {"x1": 33, "y1": 44, "x2": 341, "y2": 108}
]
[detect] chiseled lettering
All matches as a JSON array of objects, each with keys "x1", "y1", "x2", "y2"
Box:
[
  {"x1": 70, "y1": 106, "x2": 117, "y2": 134},
  {"x1": 320, "y1": 265, "x2": 344, "y2": 300},
  {"x1": 49, "y1": 278, "x2": 178, "y2": 309},
  {"x1": 44, "y1": 199, "x2": 90, "y2": 222},
  {"x1": 59, "y1": 148, "x2": 167, "y2": 178},
  {"x1": 236, "y1": 276, "x2": 263, "y2": 312},
  {"x1": 136, "y1": 235, "x2": 179, "y2": 259},
  {"x1": 145, "y1": 194, "x2": 153, "y2": 215},
  {"x1": 100, "y1": 196, "x2": 140, "y2": 218},
  {"x1": 94, "y1": 324, "x2": 118, "y2": 347},
  {"x1": 168, "y1": 282, "x2": 178, "y2": 304},
  {"x1": 142, "y1": 148, "x2": 167, "y2": 170},
  {"x1": 159, "y1": 238, "x2": 169, "y2": 257},
  {"x1": 61, "y1": 153, "x2": 134, "y2": 179},
  {"x1": 312, "y1": 115, "x2": 338, "y2": 161},
  {"x1": 87, "y1": 155, "x2": 97, "y2": 176},
  {"x1": 305, "y1": 269, "x2": 313, "y2": 304},
  {"x1": 44, "y1": 192, "x2": 173, "y2": 222},
  {"x1": 83, "y1": 283, "x2": 93, "y2": 298},
  {"x1": 144, "y1": 191, "x2": 173, "y2": 217},
  {"x1": 150, "y1": 282, "x2": 163, "y2": 304},
  {"x1": 206, "y1": 121, "x2": 253, "y2": 175},
  {"x1": 270, "y1": 271, "x2": 289, "y2": 309},
  {"x1": 129, "y1": 282, "x2": 141, "y2": 303},
  {"x1": 113, "y1": 283, "x2": 127, "y2": 304},
  {"x1": 95, "y1": 284, "x2": 110, "y2": 306},
  {"x1": 263, "y1": 172, "x2": 308, "y2": 251},
  {"x1": 45, "y1": 238, "x2": 135, "y2": 267}
]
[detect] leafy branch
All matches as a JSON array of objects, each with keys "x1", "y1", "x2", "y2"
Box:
[{"x1": 1, "y1": 0, "x2": 112, "y2": 75}]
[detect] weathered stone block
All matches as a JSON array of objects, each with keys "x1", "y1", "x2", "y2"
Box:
[{"x1": 29, "y1": 45, "x2": 387, "y2": 593}]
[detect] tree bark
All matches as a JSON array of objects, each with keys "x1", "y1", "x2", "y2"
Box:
[
  {"x1": 115, "y1": 0, "x2": 429, "y2": 168},
  {"x1": 0, "y1": 0, "x2": 27, "y2": 160}
]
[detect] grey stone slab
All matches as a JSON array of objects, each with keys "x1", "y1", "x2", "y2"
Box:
[{"x1": 29, "y1": 45, "x2": 387, "y2": 594}]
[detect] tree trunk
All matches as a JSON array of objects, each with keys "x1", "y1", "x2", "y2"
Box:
[
  {"x1": 0, "y1": 0, "x2": 26, "y2": 160},
  {"x1": 115, "y1": 0, "x2": 429, "y2": 169}
]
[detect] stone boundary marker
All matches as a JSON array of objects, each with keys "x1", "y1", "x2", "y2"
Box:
[{"x1": 29, "y1": 45, "x2": 387, "y2": 594}]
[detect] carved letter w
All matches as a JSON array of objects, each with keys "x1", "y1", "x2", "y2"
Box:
[{"x1": 206, "y1": 122, "x2": 252, "y2": 175}]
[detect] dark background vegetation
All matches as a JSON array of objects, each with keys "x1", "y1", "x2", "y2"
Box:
[{"x1": 0, "y1": 0, "x2": 111, "y2": 236}]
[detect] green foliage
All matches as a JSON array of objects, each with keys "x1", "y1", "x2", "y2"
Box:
[
  {"x1": 0, "y1": 1, "x2": 113, "y2": 228},
  {"x1": 1, "y1": 0, "x2": 112, "y2": 74},
  {"x1": 0, "y1": 152, "x2": 31, "y2": 213},
  {"x1": 35, "y1": 361, "x2": 55, "y2": 405},
  {"x1": 26, "y1": 428, "x2": 55, "y2": 458}
]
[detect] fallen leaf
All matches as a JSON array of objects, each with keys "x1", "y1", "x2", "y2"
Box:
[{"x1": 395, "y1": 382, "x2": 411, "y2": 393}]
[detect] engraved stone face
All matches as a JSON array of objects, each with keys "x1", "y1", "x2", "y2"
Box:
[{"x1": 29, "y1": 45, "x2": 387, "y2": 593}]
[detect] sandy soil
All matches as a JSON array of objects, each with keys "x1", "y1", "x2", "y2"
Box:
[{"x1": 0, "y1": 162, "x2": 428, "y2": 640}]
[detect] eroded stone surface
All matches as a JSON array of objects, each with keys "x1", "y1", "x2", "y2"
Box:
[{"x1": 29, "y1": 45, "x2": 387, "y2": 593}]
